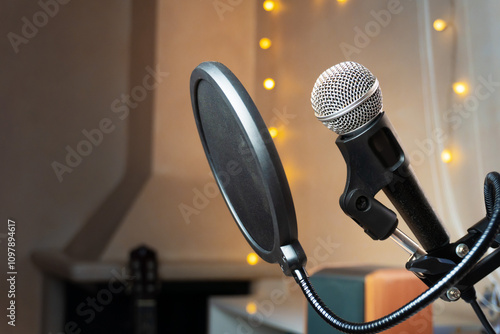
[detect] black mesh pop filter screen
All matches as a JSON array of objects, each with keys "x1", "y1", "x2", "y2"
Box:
[{"x1": 190, "y1": 61, "x2": 297, "y2": 263}]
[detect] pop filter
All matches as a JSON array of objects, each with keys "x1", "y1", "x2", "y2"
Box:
[{"x1": 190, "y1": 61, "x2": 305, "y2": 272}]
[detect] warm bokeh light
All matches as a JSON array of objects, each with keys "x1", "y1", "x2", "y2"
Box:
[
  {"x1": 259, "y1": 37, "x2": 272, "y2": 50},
  {"x1": 337, "y1": 0, "x2": 348, "y2": 3},
  {"x1": 246, "y1": 252, "x2": 259, "y2": 265},
  {"x1": 263, "y1": 1, "x2": 275, "y2": 11},
  {"x1": 268, "y1": 127, "x2": 278, "y2": 138},
  {"x1": 246, "y1": 302, "x2": 257, "y2": 314},
  {"x1": 453, "y1": 82, "x2": 467, "y2": 95},
  {"x1": 433, "y1": 19, "x2": 447, "y2": 31},
  {"x1": 441, "y1": 149, "x2": 452, "y2": 163},
  {"x1": 283, "y1": 163, "x2": 301, "y2": 186},
  {"x1": 263, "y1": 78, "x2": 275, "y2": 90}
]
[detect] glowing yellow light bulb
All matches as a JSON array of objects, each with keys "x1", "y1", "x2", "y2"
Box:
[
  {"x1": 259, "y1": 37, "x2": 272, "y2": 50},
  {"x1": 268, "y1": 127, "x2": 278, "y2": 138},
  {"x1": 246, "y1": 302, "x2": 257, "y2": 314},
  {"x1": 433, "y1": 19, "x2": 447, "y2": 32},
  {"x1": 246, "y1": 252, "x2": 259, "y2": 265},
  {"x1": 441, "y1": 149, "x2": 452, "y2": 163},
  {"x1": 453, "y1": 82, "x2": 467, "y2": 95},
  {"x1": 263, "y1": 78, "x2": 275, "y2": 90},
  {"x1": 263, "y1": 1, "x2": 275, "y2": 11}
]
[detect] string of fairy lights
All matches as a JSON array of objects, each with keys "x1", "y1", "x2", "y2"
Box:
[
  {"x1": 244, "y1": 1, "x2": 278, "y2": 269},
  {"x1": 258, "y1": 2, "x2": 461, "y2": 162},
  {"x1": 433, "y1": 13, "x2": 500, "y2": 315},
  {"x1": 245, "y1": 2, "x2": 461, "y2": 265},
  {"x1": 261, "y1": 0, "x2": 276, "y2": 96},
  {"x1": 433, "y1": 17, "x2": 455, "y2": 164},
  {"x1": 432, "y1": 17, "x2": 466, "y2": 165}
]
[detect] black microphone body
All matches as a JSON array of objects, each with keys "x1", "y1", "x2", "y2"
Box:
[
  {"x1": 336, "y1": 112, "x2": 449, "y2": 251},
  {"x1": 311, "y1": 61, "x2": 449, "y2": 252}
]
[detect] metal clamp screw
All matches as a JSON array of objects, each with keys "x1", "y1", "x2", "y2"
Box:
[
  {"x1": 455, "y1": 243, "x2": 469, "y2": 258},
  {"x1": 355, "y1": 196, "x2": 369, "y2": 211},
  {"x1": 446, "y1": 287, "x2": 461, "y2": 301}
]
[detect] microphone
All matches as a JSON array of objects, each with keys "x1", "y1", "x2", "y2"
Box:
[{"x1": 311, "y1": 61, "x2": 449, "y2": 252}]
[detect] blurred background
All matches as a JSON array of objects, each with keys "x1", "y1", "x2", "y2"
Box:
[{"x1": 2, "y1": 0, "x2": 500, "y2": 333}]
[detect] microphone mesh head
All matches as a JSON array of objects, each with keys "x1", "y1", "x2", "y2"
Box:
[{"x1": 311, "y1": 61, "x2": 383, "y2": 135}]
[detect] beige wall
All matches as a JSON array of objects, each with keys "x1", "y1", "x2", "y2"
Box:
[
  {"x1": 1, "y1": 1, "x2": 130, "y2": 333},
  {"x1": 102, "y1": 1, "x2": 260, "y2": 263}
]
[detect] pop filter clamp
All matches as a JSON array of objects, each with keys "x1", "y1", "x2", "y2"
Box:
[{"x1": 190, "y1": 61, "x2": 500, "y2": 333}]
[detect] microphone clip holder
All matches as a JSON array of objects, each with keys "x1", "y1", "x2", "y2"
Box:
[
  {"x1": 342, "y1": 189, "x2": 397, "y2": 240},
  {"x1": 336, "y1": 112, "x2": 406, "y2": 241}
]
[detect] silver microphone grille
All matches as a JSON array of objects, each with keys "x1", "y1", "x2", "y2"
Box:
[{"x1": 311, "y1": 61, "x2": 383, "y2": 135}]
